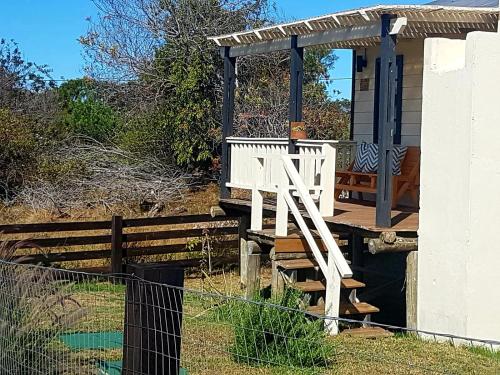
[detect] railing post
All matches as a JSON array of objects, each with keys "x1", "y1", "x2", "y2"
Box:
[
  {"x1": 111, "y1": 215, "x2": 123, "y2": 274},
  {"x1": 325, "y1": 251, "x2": 341, "y2": 335},
  {"x1": 320, "y1": 143, "x2": 336, "y2": 217},
  {"x1": 251, "y1": 156, "x2": 264, "y2": 231}
]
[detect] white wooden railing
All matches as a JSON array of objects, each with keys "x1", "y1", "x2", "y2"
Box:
[
  {"x1": 227, "y1": 137, "x2": 356, "y2": 192},
  {"x1": 226, "y1": 136, "x2": 355, "y2": 335}
]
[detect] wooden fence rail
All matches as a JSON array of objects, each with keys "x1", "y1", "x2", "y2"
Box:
[{"x1": 0, "y1": 214, "x2": 240, "y2": 273}]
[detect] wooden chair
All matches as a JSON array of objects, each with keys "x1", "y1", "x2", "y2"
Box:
[{"x1": 335, "y1": 146, "x2": 420, "y2": 209}]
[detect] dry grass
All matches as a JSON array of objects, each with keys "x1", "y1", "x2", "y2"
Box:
[
  {"x1": 0, "y1": 183, "x2": 220, "y2": 223},
  {"x1": 56, "y1": 269, "x2": 500, "y2": 375}
]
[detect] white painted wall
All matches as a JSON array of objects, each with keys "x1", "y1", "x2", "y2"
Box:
[
  {"x1": 419, "y1": 33, "x2": 500, "y2": 343},
  {"x1": 353, "y1": 39, "x2": 424, "y2": 146}
]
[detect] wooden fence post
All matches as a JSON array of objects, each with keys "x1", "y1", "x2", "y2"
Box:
[
  {"x1": 111, "y1": 215, "x2": 123, "y2": 274},
  {"x1": 123, "y1": 264, "x2": 185, "y2": 375},
  {"x1": 245, "y1": 241, "x2": 261, "y2": 299}
]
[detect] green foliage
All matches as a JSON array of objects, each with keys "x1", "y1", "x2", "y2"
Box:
[
  {"x1": 160, "y1": 54, "x2": 219, "y2": 167},
  {"x1": 227, "y1": 288, "x2": 335, "y2": 369},
  {"x1": 0, "y1": 109, "x2": 40, "y2": 195},
  {"x1": 58, "y1": 79, "x2": 118, "y2": 141},
  {"x1": 115, "y1": 110, "x2": 168, "y2": 159}
]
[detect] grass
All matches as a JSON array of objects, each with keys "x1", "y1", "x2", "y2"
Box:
[{"x1": 47, "y1": 270, "x2": 500, "y2": 375}]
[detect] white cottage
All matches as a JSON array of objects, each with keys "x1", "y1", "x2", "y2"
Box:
[{"x1": 210, "y1": 1, "x2": 500, "y2": 343}]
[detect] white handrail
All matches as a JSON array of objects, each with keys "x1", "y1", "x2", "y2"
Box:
[
  {"x1": 283, "y1": 191, "x2": 329, "y2": 275},
  {"x1": 281, "y1": 155, "x2": 353, "y2": 278}
]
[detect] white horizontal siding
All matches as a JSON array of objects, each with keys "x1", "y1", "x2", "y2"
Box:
[{"x1": 353, "y1": 39, "x2": 424, "y2": 147}]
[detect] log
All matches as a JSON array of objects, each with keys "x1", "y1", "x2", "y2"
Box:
[{"x1": 368, "y1": 237, "x2": 418, "y2": 254}]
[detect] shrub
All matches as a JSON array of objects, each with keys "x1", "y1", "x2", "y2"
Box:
[
  {"x1": 58, "y1": 79, "x2": 118, "y2": 142},
  {"x1": 0, "y1": 243, "x2": 86, "y2": 374},
  {"x1": 228, "y1": 288, "x2": 335, "y2": 370}
]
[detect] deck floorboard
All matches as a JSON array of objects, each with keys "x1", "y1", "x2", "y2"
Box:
[{"x1": 220, "y1": 198, "x2": 418, "y2": 234}]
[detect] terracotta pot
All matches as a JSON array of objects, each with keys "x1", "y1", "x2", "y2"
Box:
[
  {"x1": 290, "y1": 129, "x2": 307, "y2": 140},
  {"x1": 290, "y1": 122, "x2": 307, "y2": 140}
]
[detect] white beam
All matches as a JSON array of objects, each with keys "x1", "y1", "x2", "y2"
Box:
[{"x1": 390, "y1": 17, "x2": 408, "y2": 35}]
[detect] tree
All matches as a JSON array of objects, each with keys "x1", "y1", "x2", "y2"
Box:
[
  {"x1": 81, "y1": 0, "x2": 274, "y2": 167},
  {"x1": 58, "y1": 78, "x2": 118, "y2": 141}
]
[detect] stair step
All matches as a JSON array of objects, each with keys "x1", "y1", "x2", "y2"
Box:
[
  {"x1": 307, "y1": 302, "x2": 379, "y2": 316},
  {"x1": 295, "y1": 279, "x2": 365, "y2": 292},
  {"x1": 276, "y1": 258, "x2": 351, "y2": 271},
  {"x1": 277, "y1": 258, "x2": 318, "y2": 270},
  {"x1": 340, "y1": 327, "x2": 393, "y2": 339}
]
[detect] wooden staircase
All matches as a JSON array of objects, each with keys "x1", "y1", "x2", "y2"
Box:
[{"x1": 267, "y1": 227, "x2": 379, "y2": 323}]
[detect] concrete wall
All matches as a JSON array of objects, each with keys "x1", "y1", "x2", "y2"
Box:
[
  {"x1": 418, "y1": 33, "x2": 500, "y2": 343},
  {"x1": 353, "y1": 39, "x2": 424, "y2": 146}
]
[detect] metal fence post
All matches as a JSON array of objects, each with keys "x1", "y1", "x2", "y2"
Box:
[{"x1": 111, "y1": 215, "x2": 123, "y2": 274}]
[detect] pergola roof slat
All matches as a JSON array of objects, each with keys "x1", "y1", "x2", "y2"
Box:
[{"x1": 208, "y1": 4, "x2": 500, "y2": 53}]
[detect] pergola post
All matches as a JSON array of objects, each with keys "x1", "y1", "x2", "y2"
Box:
[
  {"x1": 289, "y1": 35, "x2": 304, "y2": 154},
  {"x1": 376, "y1": 14, "x2": 398, "y2": 228},
  {"x1": 220, "y1": 46, "x2": 236, "y2": 199}
]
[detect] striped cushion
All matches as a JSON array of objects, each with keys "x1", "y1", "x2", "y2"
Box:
[{"x1": 353, "y1": 143, "x2": 408, "y2": 176}]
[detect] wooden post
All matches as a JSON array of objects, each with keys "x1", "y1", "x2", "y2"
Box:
[
  {"x1": 238, "y1": 215, "x2": 250, "y2": 283},
  {"x1": 111, "y1": 215, "x2": 123, "y2": 274},
  {"x1": 123, "y1": 264, "x2": 185, "y2": 375},
  {"x1": 406, "y1": 251, "x2": 418, "y2": 330},
  {"x1": 289, "y1": 35, "x2": 304, "y2": 154},
  {"x1": 376, "y1": 14, "x2": 398, "y2": 228},
  {"x1": 245, "y1": 241, "x2": 261, "y2": 299},
  {"x1": 220, "y1": 46, "x2": 236, "y2": 199}
]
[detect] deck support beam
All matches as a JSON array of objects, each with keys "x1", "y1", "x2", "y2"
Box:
[
  {"x1": 220, "y1": 46, "x2": 236, "y2": 199},
  {"x1": 376, "y1": 14, "x2": 398, "y2": 228},
  {"x1": 289, "y1": 35, "x2": 304, "y2": 154}
]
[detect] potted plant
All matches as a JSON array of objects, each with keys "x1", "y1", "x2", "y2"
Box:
[{"x1": 290, "y1": 121, "x2": 307, "y2": 140}]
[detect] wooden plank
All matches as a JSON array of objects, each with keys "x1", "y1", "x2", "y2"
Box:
[
  {"x1": 295, "y1": 279, "x2": 364, "y2": 292},
  {"x1": 220, "y1": 198, "x2": 419, "y2": 233},
  {"x1": 308, "y1": 302, "x2": 379, "y2": 316},
  {"x1": 275, "y1": 237, "x2": 327, "y2": 253},
  {"x1": 341, "y1": 327, "x2": 393, "y2": 338},
  {"x1": 3, "y1": 234, "x2": 112, "y2": 249},
  {"x1": 14, "y1": 249, "x2": 112, "y2": 263},
  {"x1": 123, "y1": 215, "x2": 237, "y2": 228},
  {"x1": 277, "y1": 258, "x2": 318, "y2": 270},
  {"x1": 0, "y1": 220, "x2": 111, "y2": 234},
  {"x1": 123, "y1": 227, "x2": 238, "y2": 242},
  {"x1": 125, "y1": 240, "x2": 239, "y2": 257}
]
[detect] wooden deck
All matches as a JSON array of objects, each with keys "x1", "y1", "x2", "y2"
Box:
[{"x1": 220, "y1": 198, "x2": 418, "y2": 234}]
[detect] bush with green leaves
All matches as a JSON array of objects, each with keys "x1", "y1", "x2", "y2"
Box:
[
  {"x1": 58, "y1": 79, "x2": 119, "y2": 142},
  {"x1": 226, "y1": 288, "x2": 335, "y2": 370}
]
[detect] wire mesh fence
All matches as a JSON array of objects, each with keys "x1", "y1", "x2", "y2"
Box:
[{"x1": 0, "y1": 259, "x2": 498, "y2": 375}]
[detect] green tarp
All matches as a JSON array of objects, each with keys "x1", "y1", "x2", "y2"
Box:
[{"x1": 59, "y1": 331, "x2": 123, "y2": 350}]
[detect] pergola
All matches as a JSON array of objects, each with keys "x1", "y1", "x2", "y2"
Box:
[{"x1": 209, "y1": 4, "x2": 499, "y2": 227}]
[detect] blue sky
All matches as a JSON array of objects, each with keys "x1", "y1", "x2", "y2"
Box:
[{"x1": 0, "y1": 0, "x2": 426, "y2": 98}]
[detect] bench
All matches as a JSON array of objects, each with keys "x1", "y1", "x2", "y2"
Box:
[{"x1": 335, "y1": 146, "x2": 420, "y2": 208}]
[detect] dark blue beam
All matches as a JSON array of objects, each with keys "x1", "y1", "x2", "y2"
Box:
[
  {"x1": 220, "y1": 46, "x2": 236, "y2": 199},
  {"x1": 289, "y1": 35, "x2": 304, "y2": 153},
  {"x1": 376, "y1": 14, "x2": 398, "y2": 228}
]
